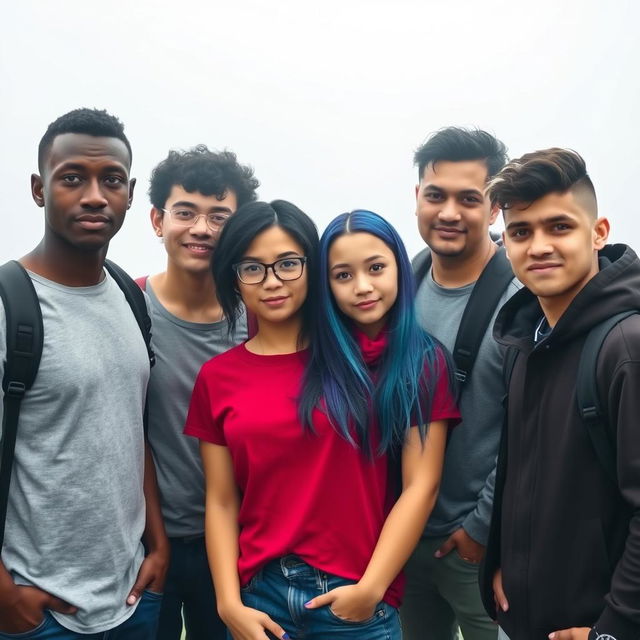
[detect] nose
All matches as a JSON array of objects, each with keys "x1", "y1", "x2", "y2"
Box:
[
  {"x1": 190, "y1": 214, "x2": 212, "y2": 236},
  {"x1": 528, "y1": 230, "x2": 553, "y2": 257},
  {"x1": 354, "y1": 272, "x2": 374, "y2": 295},
  {"x1": 81, "y1": 178, "x2": 108, "y2": 209},
  {"x1": 438, "y1": 197, "x2": 460, "y2": 222},
  {"x1": 262, "y1": 266, "x2": 283, "y2": 289}
]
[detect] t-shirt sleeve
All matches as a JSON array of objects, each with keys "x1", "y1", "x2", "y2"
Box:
[
  {"x1": 425, "y1": 345, "x2": 461, "y2": 427},
  {"x1": 183, "y1": 364, "x2": 227, "y2": 445}
]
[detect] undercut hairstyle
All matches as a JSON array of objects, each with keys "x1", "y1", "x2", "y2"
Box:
[
  {"x1": 489, "y1": 148, "x2": 597, "y2": 214},
  {"x1": 148, "y1": 145, "x2": 259, "y2": 210},
  {"x1": 414, "y1": 127, "x2": 508, "y2": 181},
  {"x1": 38, "y1": 108, "x2": 132, "y2": 172},
  {"x1": 212, "y1": 199, "x2": 319, "y2": 337},
  {"x1": 299, "y1": 210, "x2": 454, "y2": 457}
]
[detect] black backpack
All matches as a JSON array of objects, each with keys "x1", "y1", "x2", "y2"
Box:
[
  {"x1": 0, "y1": 259, "x2": 155, "y2": 547},
  {"x1": 502, "y1": 310, "x2": 636, "y2": 485},
  {"x1": 413, "y1": 244, "x2": 514, "y2": 389}
]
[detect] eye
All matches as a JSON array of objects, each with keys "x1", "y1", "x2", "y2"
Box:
[
  {"x1": 370, "y1": 263, "x2": 385, "y2": 273},
  {"x1": 552, "y1": 223, "x2": 571, "y2": 232},
  {"x1": 333, "y1": 271, "x2": 351, "y2": 281},
  {"x1": 278, "y1": 258, "x2": 300, "y2": 271},
  {"x1": 509, "y1": 229, "x2": 529, "y2": 239},
  {"x1": 173, "y1": 209, "x2": 195, "y2": 221},
  {"x1": 208, "y1": 213, "x2": 230, "y2": 225},
  {"x1": 104, "y1": 175, "x2": 124, "y2": 186},
  {"x1": 62, "y1": 174, "x2": 82, "y2": 185},
  {"x1": 424, "y1": 191, "x2": 443, "y2": 202},
  {"x1": 462, "y1": 195, "x2": 482, "y2": 205}
]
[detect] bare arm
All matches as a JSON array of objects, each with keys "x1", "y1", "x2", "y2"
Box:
[
  {"x1": 200, "y1": 441, "x2": 289, "y2": 640},
  {"x1": 306, "y1": 420, "x2": 448, "y2": 621}
]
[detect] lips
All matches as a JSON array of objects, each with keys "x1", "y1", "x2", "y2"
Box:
[
  {"x1": 262, "y1": 296, "x2": 289, "y2": 307},
  {"x1": 433, "y1": 226, "x2": 466, "y2": 238},
  {"x1": 184, "y1": 243, "x2": 213, "y2": 254},
  {"x1": 75, "y1": 214, "x2": 111, "y2": 230},
  {"x1": 527, "y1": 262, "x2": 562, "y2": 272},
  {"x1": 356, "y1": 299, "x2": 379, "y2": 310}
]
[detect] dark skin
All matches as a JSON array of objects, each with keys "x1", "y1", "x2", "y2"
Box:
[{"x1": 0, "y1": 133, "x2": 169, "y2": 634}]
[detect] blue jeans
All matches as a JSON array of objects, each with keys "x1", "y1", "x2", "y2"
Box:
[
  {"x1": 238, "y1": 555, "x2": 401, "y2": 639},
  {"x1": 0, "y1": 590, "x2": 162, "y2": 639},
  {"x1": 157, "y1": 536, "x2": 226, "y2": 640}
]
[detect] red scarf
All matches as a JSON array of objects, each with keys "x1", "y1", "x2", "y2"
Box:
[{"x1": 353, "y1": 326, "x2": 388, "y2": 366}]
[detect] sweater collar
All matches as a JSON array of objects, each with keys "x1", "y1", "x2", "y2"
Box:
[{"x1": 353, "y1": 325, "x2": 388, "y2": 366}]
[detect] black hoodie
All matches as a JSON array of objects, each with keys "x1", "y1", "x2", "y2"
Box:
[{"x1": 480, "y1": 244, "x2": 640, "y2": 640}]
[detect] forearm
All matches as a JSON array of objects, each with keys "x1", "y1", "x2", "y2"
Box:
[
  {"x1": 141, "y1": 442, "x2": 169, "y2": 553},
  {"x1": 205, "y1": 496, "x2": 243, "y2": 615},
  {"x1": 0, "y1": 560, "x2": 17, "y2": 600}
]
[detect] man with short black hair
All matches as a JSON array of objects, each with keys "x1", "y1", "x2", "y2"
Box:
[
  {"x1": 0, "y1": 108, "x2": 168, "y2": 638},
  {"x1": 143, "y1": 145, "x2": 259, "y2": 640},
  {"x1": 401, "y1": 127, "x2": 517, "y2": 640},
  {"x1": 481, "y1": 148, "x2": 640, "y2": 640}
]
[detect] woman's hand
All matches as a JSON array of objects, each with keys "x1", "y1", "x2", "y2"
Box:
[
  {"x1": 221, "y1": 601, "x2": 290, "y2": 640},
  {"x1": 304, "y1": 583, "x2": 379, "y2": 622}
]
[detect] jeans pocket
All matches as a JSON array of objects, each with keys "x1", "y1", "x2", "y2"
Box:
[
  {"x1": 142, "y1": 589, "x2": 164, "y2": 600},
  {"x1": 326, "y1": 603, "x2": 387, "y2": 626},
  {"x1": 240, "y1": 569, "x2": 263, "y2": 594},
  {"x1": 0, "y1": 613, "x2": 51, "y2": 639}
]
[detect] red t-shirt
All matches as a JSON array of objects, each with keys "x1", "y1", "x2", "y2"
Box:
[{"x1": 184, "y1": 342, "x2": 459, "y2": 607}]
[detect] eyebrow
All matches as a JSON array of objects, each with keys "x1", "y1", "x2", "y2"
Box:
[
  {"x1": 505, "y1": 213, "x2": 575, "y2": 231},
  {"x1": 170, "y1": 200, "x2": 233, "y2": 212},
  {"x1": 54, "y1": 162, "x2": 127, "y2": 174},
  {"x1": 330, "y1": 254, "x2": 385, "y2": 270},
  {"x1": 423, "y1": 184, "x2": 483, "y2": 197},
  {"x1": 240, "y1": 251, "x2": 303, "y2": 261}
]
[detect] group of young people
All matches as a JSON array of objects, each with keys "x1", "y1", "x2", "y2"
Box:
[{"x1": 0, "y1": 108, "x2": 638, "y2": 640}]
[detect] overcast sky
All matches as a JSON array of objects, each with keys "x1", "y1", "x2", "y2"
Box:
[{"x1": 2, "y1": 0, "x2": 639, "y2": 277}]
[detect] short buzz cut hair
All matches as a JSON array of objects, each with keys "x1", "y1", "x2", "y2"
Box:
[
  {"x1": 488, "y1": 148, "x2": 597, "y2": 215},
  {"x1": 414, "y1": 127, "x2": 508, "y2": 181},
  {"x1": 38, "y1": 108, "x2": 132, "y2": 172},
  {"x1": 148, "y1": 145, "x2": 260, "y2": 210}
]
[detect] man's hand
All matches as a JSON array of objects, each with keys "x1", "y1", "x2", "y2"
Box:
[
  {"x1": 0, "y1": 584, "x2": 77, "y2": 634},
  {"x1": 493, "y1": 569, "x2": 509, "y2": 613},
  {"x1": 126, "y1": 548, "x2": 170, "y2": 605},
  {"x1": 304, "y1": 583, "x2": 379, "y2": 623},
  {"x1": 548, "y1": 628, "x2": 590, "y2": 640},
  {"x1": 435, "y1": 527, "x2": 485, "y2": 563}
]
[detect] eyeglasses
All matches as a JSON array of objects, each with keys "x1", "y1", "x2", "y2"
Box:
[
  {"x1": 162, "y1": 208, "x2": 231, "y2": 231},
  {"x1": 233, "y1": 257, "x2": 307, "y2": 285}
]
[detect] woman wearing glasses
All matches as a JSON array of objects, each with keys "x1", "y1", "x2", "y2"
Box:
[{"x1": 184, "y1": 202, "x2": 458, "y2": 639}]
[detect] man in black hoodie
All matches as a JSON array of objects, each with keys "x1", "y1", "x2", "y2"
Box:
[{"x1": 480, "y1": 148, "x2": 640, "y2": 640}]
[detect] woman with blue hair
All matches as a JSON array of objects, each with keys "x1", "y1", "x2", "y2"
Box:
[{"x1": 299, "y1": 209, "x2": 459, "y2": 637}]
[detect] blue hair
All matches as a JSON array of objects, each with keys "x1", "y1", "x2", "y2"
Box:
[{"x1": 299, "y1": 210, "x2": 452, "y2": 456}]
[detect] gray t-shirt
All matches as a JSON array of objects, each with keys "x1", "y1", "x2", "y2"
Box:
[
  {"x1": 416, "y1": 268, "x2": 520, "y2": 544},
  {"x1": 145, "y1": 279, "x2": 247, "y2": 538},
  {"x1": 0, "y1": 271, "x2": 148, "y2": 633}
]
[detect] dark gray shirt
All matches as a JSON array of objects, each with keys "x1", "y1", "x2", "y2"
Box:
[
  {"x1": 145, "y1": 279, "x2": 247, "y2": 538},
  {"x1": 416, "y1": 268, "x2": 520, "y2": 544}
]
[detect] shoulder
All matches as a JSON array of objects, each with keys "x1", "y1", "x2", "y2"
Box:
[
  {"x1": 601, "y1": 313, "x2": 640, "y2": 364},
  {"x1": 200, "y1": 342, "x2": 247, "y2": 373}
]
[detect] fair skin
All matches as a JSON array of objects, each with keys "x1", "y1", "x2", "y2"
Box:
[
  {"x1": 304, "y1": 230, "x2": 448, "y2": 620},
  {"x1": 0, "y1": 134, "x2": 168, "y2": 634},
  {"x1": 202, "y1": 225, "x2": 307, "y2": 640},
  {"x1": 415, "y1": 159, "x2": 497, "y2": 562},
  {"x1": 149, "y1": 185, "x2": 238, "y2": 323},
  {"x1": 415, "y1": 160, "x2": 499, "y2": 288},
  {"x1": 496, "y1": 188, "x2": 609, "y2": 640}
]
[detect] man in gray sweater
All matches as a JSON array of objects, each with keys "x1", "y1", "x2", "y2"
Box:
[{"x1": 401, "y1": 127, "x2": 518, "y2": 640}]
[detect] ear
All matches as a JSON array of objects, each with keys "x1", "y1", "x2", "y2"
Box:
[
  {"x1": 31, "y1": 173, "x2": 45, "y2": 208},
  {"x1": 489, "y1": 202, "x2": 500, "y2": 226},
  {"x1": 593, "y1": 216, "x2": 610, "y2": 250},
  {"x1": 127, "y1": 177, "x2": 136, "y2": 210},
  {"x1": 150, "y1": 207, "x2": 164, "y2": 237}
]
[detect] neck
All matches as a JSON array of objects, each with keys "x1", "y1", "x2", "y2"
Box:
[
  {"x1": 431, "y1": 238, "x2": 496, "y2": 288},
  {"x1": 21, "y1": 238, "x2": 107, "y2": 286},
  {"x1": 247, "y1": 314, "x2": 305, "y2": 355},
  {"x1": 150, "y1": 262, "x2": 222, "y2": 323}
]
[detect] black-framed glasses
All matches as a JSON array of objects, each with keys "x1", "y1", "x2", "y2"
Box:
[
  {"x1": 233, "y1": 257, "x2": 307, "y2": 285},
  {"x1": 162, "y1": 208, "x2": 231, "y2": 231}
]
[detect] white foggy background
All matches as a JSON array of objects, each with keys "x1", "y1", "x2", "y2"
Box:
[{"x1": 2, "y1": 0, "x2": 639, "y2": 277}]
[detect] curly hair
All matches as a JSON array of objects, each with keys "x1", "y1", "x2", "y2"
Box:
[
  {"x1": 148, "y1": 145, "x2": 259, "y2": 210},
  {"x1": 38, "y1": 108, "x2": 131, "y2": 172}
]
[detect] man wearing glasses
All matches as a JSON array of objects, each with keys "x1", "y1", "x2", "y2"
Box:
[{"x1": 143, "y1": 145, "x2": 259, "y2": 640}]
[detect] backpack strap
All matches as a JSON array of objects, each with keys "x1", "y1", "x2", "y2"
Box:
[
  {"x1": 0, "y1": 261, "x2": 43, "y2": 548},
  {"x1": 452, "y1": 247, "x2": 513, "y2": 385},
  {"x1": 412, "y1": 247, "x2": 432, "y2": 290},
  {"x1": 576, "y1": 310, "x2": 637, "y2": 484},
  {"x1": 104, "y1": 261, "x2": 155, "y2": 369}
]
